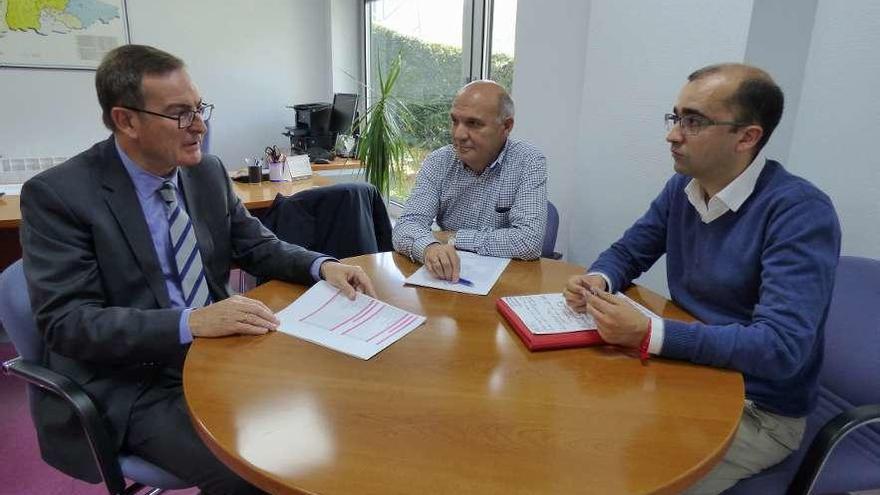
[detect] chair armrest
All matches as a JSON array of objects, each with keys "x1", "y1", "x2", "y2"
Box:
[
  {"x1": 787, "y1": 403, "x2": 880, "y2": 495},
  {"x1": 2, "y1": 357, "x2": 127, "y2": 494}
]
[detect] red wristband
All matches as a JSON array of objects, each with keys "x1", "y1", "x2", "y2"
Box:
[{"x1": 639, "y1": 319, "x2": 652, "y2": 365}]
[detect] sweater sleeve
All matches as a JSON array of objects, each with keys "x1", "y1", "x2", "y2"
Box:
[
  {"x1": 588, "y1": 177, "x2": 675, "y2": 289},
  {"x1": 660, "y1": 195, "x2": 841, "y2": 380}
]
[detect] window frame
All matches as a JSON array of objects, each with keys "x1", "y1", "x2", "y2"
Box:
[{"x1": 362, "y1": 0, "x2": 514, "y2": 206}]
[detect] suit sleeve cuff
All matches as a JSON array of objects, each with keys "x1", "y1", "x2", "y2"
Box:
[
  {"x1": 648, "y1": 317, "x2": 665, "y2": 354},
  {"x1": 311, "y1": 256, "x2": 337, "y2": 281},
  {"x1": 179, "y1": 309, "x2": 193, "y2": 344}
]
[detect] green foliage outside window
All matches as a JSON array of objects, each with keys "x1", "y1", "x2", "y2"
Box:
[{"x1": 369, "y1": 25, "x2": 515, "y2": 202}]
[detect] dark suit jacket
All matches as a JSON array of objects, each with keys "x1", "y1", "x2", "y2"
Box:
[
  {"x1": 260, "y1": 182, "x2": 393, "y2": 260},
  {"x1": 19, "y1": 136, "x2": 323, "y2": 481}
]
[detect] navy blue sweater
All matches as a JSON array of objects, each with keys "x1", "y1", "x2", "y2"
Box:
[{"x1": 590, "y1": 161, "x2": 841, "y2": 416}]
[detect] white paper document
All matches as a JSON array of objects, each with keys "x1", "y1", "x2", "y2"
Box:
[
  {"x1": 276, "y1": 281, "x2": 426, "y2": 360},
  {"x1": 404, "y1": 251, "x2": 511, "y2": 295},
  {"x1": 501, "y1": 293, "x2": 660, "y2": 335}
]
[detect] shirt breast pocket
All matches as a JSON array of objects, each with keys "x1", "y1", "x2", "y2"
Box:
[{"x1": 493, "y1": 202, "x2": 513, "y2": 228}]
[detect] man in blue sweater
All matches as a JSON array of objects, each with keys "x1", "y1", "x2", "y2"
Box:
[{"x1": 563, "y1": 64, "x2": 841, "y2": 493}]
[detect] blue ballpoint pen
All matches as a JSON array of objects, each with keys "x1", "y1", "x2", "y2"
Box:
[{"x1": 456, "y1": 277, "x2": 474, "y2": 287}]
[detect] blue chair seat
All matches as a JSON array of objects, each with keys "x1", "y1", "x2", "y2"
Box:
[{"x1": 119, "y1": 454, "x2": 191, "y2": 490}]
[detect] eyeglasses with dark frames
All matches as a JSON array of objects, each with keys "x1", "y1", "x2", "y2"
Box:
[
  {"x1": 121, "y1": 102, "x2": 214, "y2": 129},
  {"x1": 664, "y1": 113, "x2": 748, "y2": 136}
]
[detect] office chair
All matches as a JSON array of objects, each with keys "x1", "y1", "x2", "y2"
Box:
[
  {"x1": 542, "y1": 200, "x2": 562, "y2": 259},
  {"x1": 200, "y1": 119, "x2": 211, "y2": 155},
  {"x1": 723, "y1": 255, "x2": 880, "y2": 495},
  {"x1": 260, "y1": 182, "x2": 393, "y2": 260},
  {"x1": 0, "y1": 260, "x2": 193, "y2": 495}
]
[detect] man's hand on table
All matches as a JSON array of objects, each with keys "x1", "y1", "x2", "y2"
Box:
[
  {"x1": 424, "y1": 242, "x2": 461, "y2": 282},
  {"x1": 190, "y1": 295, "x2": 279, "y2": 337},
  {"x1": 564, "y1": 274, "x2": 649, "y2": 348},
  {"x1": 321, "y1": 261, "x2": 377, "y2": 299},
  {"x1": 563, "y1": 274, "x2": 608, "y2": 313}
]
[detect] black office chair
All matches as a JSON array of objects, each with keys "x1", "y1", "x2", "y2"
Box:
[{"x1": 0, "y1": 260, "x2": 193, "y2": 495}]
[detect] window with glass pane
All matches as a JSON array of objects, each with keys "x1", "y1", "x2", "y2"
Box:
[
  {"x1": 365, "y1": 0, "x2": 517, "y2": 203},
  {"x1": 488, "y1": 0, "x2": 517, "y2": 91},
  {"x1": 367, "y1": 0, "x2": 466, "y2": 203}
]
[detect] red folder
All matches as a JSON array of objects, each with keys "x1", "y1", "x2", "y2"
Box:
[{"x1": 496, "y1": 298, "x2": 605, "y2": 351}]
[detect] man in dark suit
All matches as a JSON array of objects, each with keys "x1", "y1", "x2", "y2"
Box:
[{"x1": 20, "y1": 44, "x2": 375, "y2": 495}]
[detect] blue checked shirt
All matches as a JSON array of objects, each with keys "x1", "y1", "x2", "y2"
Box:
[{"x1": 393, "y1": 138, "x2": 547, "y2": 263}]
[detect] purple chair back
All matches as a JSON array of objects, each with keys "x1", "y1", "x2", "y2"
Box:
[
  {"x1": 0, "y1": 260, "x2": 42, "y2": 362},
  {"x1": 542, "y1": 201, "x2": 560, "y2": 258},
  {"x1": 820, "y1": 256, "x2": 880, "y2": 407},
  {"x1": 0, "y1": 259, "x2": 192, "y2": 490},
  {"x1": 200, "y1": 119, "x2": 211, "y2": 155},
  {"x1": 724, "y1": 255, "x2": 880, "y2": 494}
]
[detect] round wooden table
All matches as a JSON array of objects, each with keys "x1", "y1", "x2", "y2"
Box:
[{"x1": 184, "y1": 253, "x2": 744, "y2": 494}]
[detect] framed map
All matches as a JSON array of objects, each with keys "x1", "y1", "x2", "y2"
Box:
[{"x1": 0, "y1": 0, "x2": 130, "y2": 70}]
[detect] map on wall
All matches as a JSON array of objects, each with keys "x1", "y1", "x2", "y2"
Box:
[{"x1": 0, "y1": 0, "x2": 129, "y2": 70}]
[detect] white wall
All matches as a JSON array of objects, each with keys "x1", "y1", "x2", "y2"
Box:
[
  {"x1": 330, "y1": 0, "x2": 364, "y2": 95},
  {"x1": 514, "y1": 0, "x2": 754, "y2": 294},
  {"x1": 743, "y1": 0, "x2": 818, "y2": 164},
  {"x1": 0, "y1": 0, "x2": 333, "y2": 167},
  {"x1": 786, "y1": 0, "x2": 880, "y2": 259},
  {"x1": 511, "y1": 0, "x2": 592, "y2": 258},
  {"x1": 0, "y1": 68, "x2": 103, "y2": 160},
  {"x1": 513, "y1": 0, "x2": 880, "y2": 296}
]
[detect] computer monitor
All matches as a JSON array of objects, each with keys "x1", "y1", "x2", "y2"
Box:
[{"x1": 329, "y1": 93, "x2": 359, "y2": 135}]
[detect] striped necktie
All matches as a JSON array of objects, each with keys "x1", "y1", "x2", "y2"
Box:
[{"x1": 158, "y1": 181, "x2": 212, "y2": 308}]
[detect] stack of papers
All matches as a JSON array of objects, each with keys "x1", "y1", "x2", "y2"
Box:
[
  {"x1": 501, "y1": 292, "x2": 660, "y2": 335},
  {"x1": 497, "y1": 292, "x2": 661, "y2": 351},
  {"x1": 404, "y1": 251, "x2": 510, "y2": 295},
  {"x1": 502, "y1": 293, "x2": 598, "y2": 334},
  {"x1": 276, "y1": 281, "x2": 426, "y2": 360}
]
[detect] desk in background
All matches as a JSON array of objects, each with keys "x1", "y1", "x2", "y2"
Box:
[
  {"x1": 0, "y1": 173, "x2": 339, "y2": 271},
  {"x1": 0, "y1": 194, "x2": 22, "y2": 270},
  {"x1": 310, "y1": 157, "x2": 364, "y2": 183},
  {"x1": 232, "y1": 175, "x2": 333, "y2": 210},
  {"x1": 185, "y1": 253, "x2": 745, "y2": 495},
  {"x1": 230, "y1": 157, "x2": 362, "y2": 209},
  {"x1": 310, "y1": 157, "x2": 362, "y2": 174}
]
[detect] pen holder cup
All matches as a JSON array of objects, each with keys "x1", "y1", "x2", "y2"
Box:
[
  {"x1": 268, "y1": 161, "x2": 287, "y2": 182},
  {"x1": 247, "y1": 164, "x2": 262, "y2": 183}
]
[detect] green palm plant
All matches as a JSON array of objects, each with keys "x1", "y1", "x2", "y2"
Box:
[{"x1": 356, "y1": 54, "x2": 411, "y2": 199}]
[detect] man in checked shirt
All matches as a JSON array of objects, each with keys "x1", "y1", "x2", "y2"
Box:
[{"x1": 392, "y1": 80, "x2": 548, "y2": 282}]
